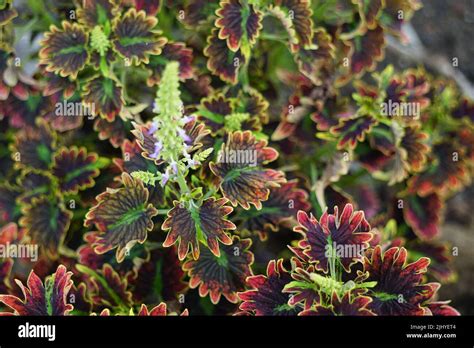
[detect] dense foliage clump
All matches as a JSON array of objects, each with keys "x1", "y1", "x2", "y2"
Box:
[{"x1": 0, "y1": 0, "x2": 471, "y2": 316}]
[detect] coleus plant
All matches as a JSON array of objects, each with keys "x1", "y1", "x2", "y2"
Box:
[{"x1": 0, "y1": 0, "x2": 471, "y2": 317}]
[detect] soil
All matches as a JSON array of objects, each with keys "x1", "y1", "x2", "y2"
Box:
[{"x1": 412, "y1": 0, "x2": 474, "y2": 81}]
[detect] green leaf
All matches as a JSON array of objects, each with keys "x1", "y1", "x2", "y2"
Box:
[{"x1": 193, "y1": 148, "x2": 214, "y2": 163}]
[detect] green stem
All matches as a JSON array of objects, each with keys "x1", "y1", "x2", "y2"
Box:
[
  {"x1": 121, "y1": 68, "x2": 129, "y2": 101},
  {"x1": 155, "y1": 209, "x2": 170, "y2": 215},
  {"x1": 239, "y1": 60, "x2": 250, "y2": 89},
  {"x1": 100, "y1": 55, "x2": 110, "y2": 78},
  {"x1": 176, "y1": 170, "x2": 190, "y2": 195},
  {"x1": 327, "y1": 237, "x2": 340, "y2": 284},
  {"x1": 58, "y1": 245, "x2": 78, "y2": 259},
  {"x1": 259, "y1": 32, "x2": 288, "y2": 44},
  {"x1": 309, "y1": 163, "x2": 323, "y2": 216},
  {"x1": 329, "y1": 252, "x2": 336, "y2": 282},
  {"x1": 202, "y1": 187, "x2": 217, "y2": 200},
  {"x1": 145, "y1": 242, "x2": 164, "y2": 250},
  {"x1": 174, "y1": 168, "x2": 199, "y2": 210},
  {"x1": 336, "y1": 258, "x2": 343, "y2": 283}
]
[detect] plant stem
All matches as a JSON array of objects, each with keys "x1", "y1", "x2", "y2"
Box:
[
  {"x1": 59, "y1": 245, "x2": 78, "y2": 259},
  {"x1": 176, "y1": 170, "x2": 190, "y2": 195},
  {"x1": 121, "y1": 68, "x2": 129, "y2": 101},
  {"x1": 259, "y1": 32, "x2": 288, "y2": 44},
  {"x1": 155, "y1": 209, "x2": 170, "y2": 215}
]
